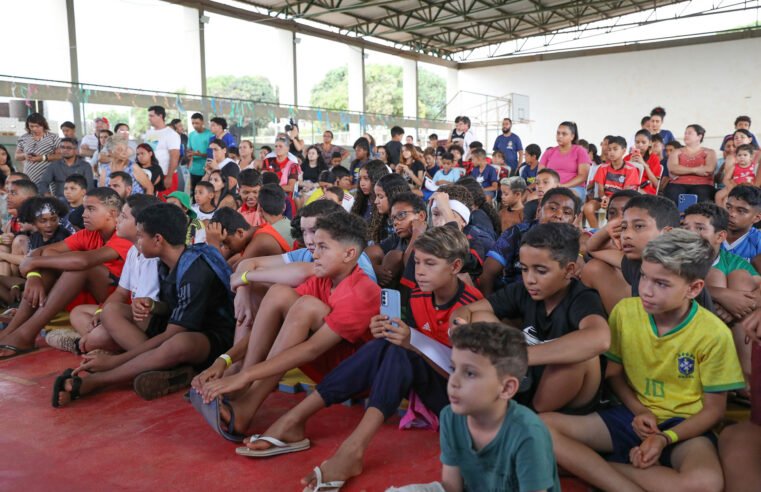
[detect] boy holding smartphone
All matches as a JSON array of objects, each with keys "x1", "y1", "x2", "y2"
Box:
[{"x1": 237, "y1": 226, "x2": 482, "y2": 492}]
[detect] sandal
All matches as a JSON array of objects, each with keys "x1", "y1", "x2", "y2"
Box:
[
  {"x1": 309, "y1": 466, "x2": 345, "y2": 491},
  {"x1": 51, "y1": 368, "x2": 83, "y2": 408}
]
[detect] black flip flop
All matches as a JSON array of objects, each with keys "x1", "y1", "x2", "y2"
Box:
[
  {"x1": 0, "y1": 344, "x2": 36, "y2": 360},
  {"x1": 51, "y1": 369, "x2": 82, "y2": 408}
]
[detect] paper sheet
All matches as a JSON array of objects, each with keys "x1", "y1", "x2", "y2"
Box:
[{"x1": 410, "y1": 329, "x2": 452, "y2": 374}]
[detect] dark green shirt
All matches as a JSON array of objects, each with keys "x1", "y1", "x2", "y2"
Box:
[{"x1": 440, "y1": 402, "x2": 560, "y2": 492}]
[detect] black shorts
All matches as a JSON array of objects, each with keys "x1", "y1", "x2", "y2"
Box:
[{"x1": 597, "y1": 405, "x2": 718, "y2": 467}]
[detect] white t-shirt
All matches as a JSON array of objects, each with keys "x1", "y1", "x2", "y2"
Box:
[
  {"x1": 341, "y1": 193, "x2": 355, "y2": 212},
  {"x1": 79, "y1": 133, "x2": 99, "y2": 164},
  {"x1": 118, "y1": 246, "x2": 160, "y2": 300},
  {"x1": 192, "y1": 204, "x2": 216, "y2": 222},
  {"x1": 142, "y1": 126, "x2": 181, "y2": 173}
]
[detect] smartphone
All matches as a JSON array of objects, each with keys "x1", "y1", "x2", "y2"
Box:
[{"x1": 380, "y1": 289, "x2": 401, "y2": 327}]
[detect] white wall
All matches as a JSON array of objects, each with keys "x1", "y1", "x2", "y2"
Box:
[{"x1": 457, "y1": 37, "x2": 761, "y2": 152}]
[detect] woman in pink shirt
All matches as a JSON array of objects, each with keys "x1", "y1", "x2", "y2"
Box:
[
  {"x1": 539, "y1": 121, "x2": 591, "y2": 200},
  {"x1": 663, "y1": 124, "x2": 717, "y2": 204}
]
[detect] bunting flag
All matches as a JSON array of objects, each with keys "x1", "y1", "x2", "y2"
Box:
[{"x1": 175, "y1": 95, "x2": 185, "y2": 114}]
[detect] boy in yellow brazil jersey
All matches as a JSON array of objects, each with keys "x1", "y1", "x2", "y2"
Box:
[{"x1": 541, "y1": 229, "x2": 745, "y2": 492}]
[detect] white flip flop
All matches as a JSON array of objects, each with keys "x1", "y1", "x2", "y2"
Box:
[
  {"x1": 309, "y1": 466, "x2": 345, "y2": 491},
  {"x1": 235, "y1": 435, "x2": 311, "y2": 457}
]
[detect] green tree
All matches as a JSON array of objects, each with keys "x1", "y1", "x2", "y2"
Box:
[
  {"x1": 206, "y1": 75, "x2": 278, "y2": 103},
  {"x1": 310, "y1": 66, "x2": 349, "y2": 110},
  {"x1": 308, "y1": 65, "x2": 445, "y2": 118},
  {"x1": 418, "y1": 69, "x2": 447, "y2": 119}
]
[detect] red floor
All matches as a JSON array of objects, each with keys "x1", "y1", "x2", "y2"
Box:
[{"x1": 0, "y1": 348, "x2": 591, "y2": 491}]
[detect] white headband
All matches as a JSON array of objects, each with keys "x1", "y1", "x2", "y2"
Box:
[{"x1": 432, "y1": 199, "x2": 471, "y2": 224}]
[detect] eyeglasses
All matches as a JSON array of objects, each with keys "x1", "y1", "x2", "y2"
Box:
[{"x1": 390, "y1": 210, "x2": 415, "y2": 223}]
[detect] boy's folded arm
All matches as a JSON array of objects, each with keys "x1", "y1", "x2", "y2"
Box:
[
  {"x1": 587, "y1": 248, "x2": 623, "y2": 267},
  {"x1": 605, "y1": 361, "x2": 651, "y2": 416},
  {"x1": 440, "y1": 465, "x2": 464, "y2": 492},
  {"x1": 478, "y1": 257, "x2": 503, "y2": 296},
  {"x1": 246, "y1": 262, "x2": 315, "y2": 287},
  {"x1": 585, "y1": 227, "x2": 612, "y2": 254},
  {"x1": 25, "y1": 246, "x2": 121, "y2": 272},
  {"x1": 240, "y1": 323, "x2": 344, "y2": 383},
  {"x1": 527, "y1": 314, "x2": 610, "y2": 366},
  {"x1": 665, "y1": 392, "x2": 727, "y2": 442},
  {"x1": 450, "y1": 299, "x2": 494, "y2": 325},
  {"x1": 751, "y1": 253, "x2": 761, "y2": 275},
  {"x1": 234, "y1": 254, "x2": 285, "y2": 274}
]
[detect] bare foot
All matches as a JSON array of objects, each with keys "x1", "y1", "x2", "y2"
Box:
[
  {"x1": 301, "y1": 447, "x2": 364, "y2": 491},
  {"x1": 246, "y1": 414, "x2": 307, "y2": 450},
  {"x1": 218, "y1": 397, "x2": 250, "y2": 435},
  {"x1": 0, "y1": 333, "x2": 34, "y2": 357},
  {"x1": 57, "y1": 375, "x2": 93, "y2": 407}
]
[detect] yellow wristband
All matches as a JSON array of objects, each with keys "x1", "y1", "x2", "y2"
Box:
[
  {"x1": 94, "y1": 308, "x2": 103, "y2": 315},
  {"x1": 26, "y1": 271, "x2": 42, "y2": 279},
  {"x1": 241, "y1": 271, "x2": 250, "y2": 285},
  {"x1": 219, "y1": 354, "x2": 232, "y2": 368},
  {"x1": 662, "y1": 430, "x2": 679, "y2": 445}
]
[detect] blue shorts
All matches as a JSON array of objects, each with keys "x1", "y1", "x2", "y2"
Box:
[{"x1": 597, "y1": 405, "x2": 717, "y2": 468}]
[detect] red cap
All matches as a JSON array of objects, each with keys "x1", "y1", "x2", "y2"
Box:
[{"x1": 95, "y1": 116, "x2": 110, "y2": 127}]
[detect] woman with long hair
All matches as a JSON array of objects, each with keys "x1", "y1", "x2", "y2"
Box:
[
  {"x1": 351, "y1": 160, "x2": 390, "y2": 221},
  {"x1": 0, "y1": 145, "x2": 15, "y2": 177},
  {"x1": 301, "y1": 145, "x2": 328, "y2": 184},
  {"x1": 135, "y1": 143, "x2": 165, "y2": 194},
  {"x1": 238, "y1": 140, "x2": 256, "y2": 171},
  {"x1": 369, "y1": 173, "x2": 410, "y2": 244},
  {"x1": 539, "y1": 121, "x2": 591, "y2": 200},
  {"x1": 396, "y1": 143, "x2": 425, "y2": 188},
  {"x1": 209, "y1": 170, "x2": 238, "y2": 210}
]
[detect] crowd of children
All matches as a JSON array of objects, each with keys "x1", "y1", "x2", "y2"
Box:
[{"x1": 1, "y1": 107, "x2": 760, "y2": 492}]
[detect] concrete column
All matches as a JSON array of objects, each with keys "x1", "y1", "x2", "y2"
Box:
[
  {"x1": 445, "y1": 67, "x2": 460, "y2": 123},
  {"x1": 274, "y1": 29, "x2": 296, "y2": 106},
  {"x1": 347, "y1": 46, "x2": 364, "y2": 137},
  {"x1": 402, "y1": 58, "x2": 417, "y2": 119}
]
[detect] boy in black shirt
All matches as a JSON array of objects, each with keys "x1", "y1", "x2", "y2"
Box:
[
  {"x1": 584, "y1": 194, "x2": 714, "y2": 312},
  {"x1": 52, "y1": 203, "x2": 235, "y2": 406},
  {"x1": 452, "y1": 223, "x2": 610, "y2": 412},
  {"x1": 62, "y1": 174, "x2": 87, "y2": 230}
]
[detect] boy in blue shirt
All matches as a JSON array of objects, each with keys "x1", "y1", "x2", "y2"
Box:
[
  {"x1": 723, "y1": 184, "x2": 761, "y2": 273},
  {"x1": 432, "y1": 152, "x2": 460, "y2": 185},
  {"x1": 469, "y1": 148, "x2": 498, "y2": 199}
]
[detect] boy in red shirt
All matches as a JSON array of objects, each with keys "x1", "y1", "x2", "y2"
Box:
[
  {"x1": 236, "y1": 169, "x2": 263, "y2": 228},
  {"x1": 0, "y1": 188, "x2": 132, "y2": 359},
  {"x1": 583, "y1": 135, "x2": 639, "y2": 228},
  {"x1": 238, "y1": 226, "x2": 482, "y2": 492},
  {"x1": 191, "y1": 212, "x2": 380, "y2": 439}
]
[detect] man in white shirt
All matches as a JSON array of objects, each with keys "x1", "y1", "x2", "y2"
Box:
[
  {"x1": 142, "y1": 105, "x2": 181, "y2": 196},
  {"x1": 79, "y1": 116, "x2": 110, "y2": 164}
]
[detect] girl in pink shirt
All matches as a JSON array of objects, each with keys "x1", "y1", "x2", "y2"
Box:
[{"x1": 539, "y1": 121, "x2": 591, "y2": 200}]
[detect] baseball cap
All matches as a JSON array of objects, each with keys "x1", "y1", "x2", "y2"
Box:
[
  {"x1": 95, "y1": 116, "x2": 110, "y2": 127},
  {"x1": 166, "y1": 191, "x2": 196, "y2": 219},
  {"x1": 500, "y1": 176, "x2": 527, "y2": 192}
]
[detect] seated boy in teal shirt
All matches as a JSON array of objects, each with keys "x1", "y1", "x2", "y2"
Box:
[{"x1": 391, "y1": 322, "x2": 560, "y2": 492}]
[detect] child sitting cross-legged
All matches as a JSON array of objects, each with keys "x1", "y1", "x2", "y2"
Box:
[
  {"x1": 0, "y1": 197, "x2": 71, "y2": 309},
  {"x1": 683, "y1": 201, "x2": 761, "y2": 389},
  {"x1": 0, "y1": 179, "x2": 38, "y2": 278},
  {"x1": 192, "y1": 212, "x2": 380, "y2": 441},
  {"x1": 452, "y1": 222, "x2": 610, "y2": 413},
  {"x1": 0, "y1": 188, "x2": 133, "y2": 360},
  {"x1": 542, "y1": 229, "x2": 745, "y2": 492},
  {"x1": 52, "y1": 203, "x2": 236, "y2": 405},
  {"x1": 49, "y1": 194, "x2": 161, "y2": 354},
  {"x1": 389, "y1": 322, "x2": 561, "y2": 492},
  {"x1": 237, "y1": 226, "x2": 483, "y2": 491}
]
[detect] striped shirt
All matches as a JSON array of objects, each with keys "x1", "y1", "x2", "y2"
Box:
[{"x1": 16, "y1": 132, "x2": 61, "y2": 185}]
